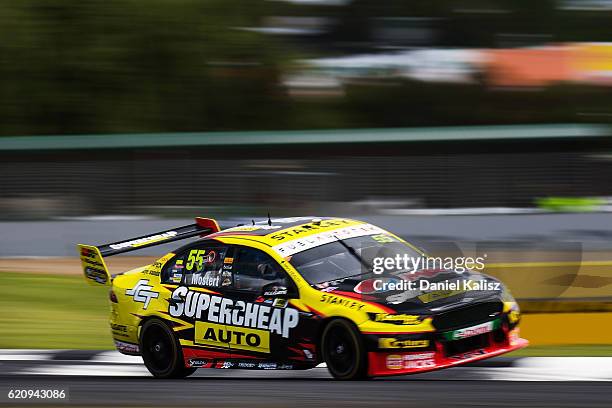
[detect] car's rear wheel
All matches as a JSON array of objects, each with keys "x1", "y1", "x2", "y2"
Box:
[
  {"x1": 140, "y1": 318, "x2": 196, "y2": 379},
  {"x1": 321, "y1": 319, "x2": 369, "y2": 380}
]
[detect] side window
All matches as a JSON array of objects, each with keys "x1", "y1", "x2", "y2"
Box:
[
  {"x1": 162, "y1": 243, "x2": 232, "y2": 289},
  {"x1": 232, "y1": 246, "x2": 293, "y2": 294}
]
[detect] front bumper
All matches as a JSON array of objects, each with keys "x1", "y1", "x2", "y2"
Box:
[{"x1": 367, "y1": 328, "x2": 528, "y2": 377}]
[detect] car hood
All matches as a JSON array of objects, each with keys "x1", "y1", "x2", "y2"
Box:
[{"x1": 316, "y1": 269, "x2": 503, "y2": 315}]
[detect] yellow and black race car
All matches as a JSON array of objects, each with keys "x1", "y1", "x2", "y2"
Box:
[{"x1": 78, "y1": 216, "x2": 527, "y2": 380}]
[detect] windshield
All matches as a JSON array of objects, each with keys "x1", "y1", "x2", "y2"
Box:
[{"x1": 288, "y1": 234, "x2": 423, "y2": 285}]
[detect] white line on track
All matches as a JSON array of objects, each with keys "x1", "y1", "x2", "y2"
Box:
[
  {"x1": 21, "y1": 364, "x2": 151, "y2": 377},
  {"x1": 0, "y1": 349, "x2": 57, "y2": 361},
  {"x1": 3, "y1": 351, "x2": 612, "y2": 381},
  {"x1": 90, "y1": 351, "x2": 144, "y2": 364}
]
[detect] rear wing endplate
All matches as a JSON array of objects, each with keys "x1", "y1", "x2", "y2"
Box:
[{"x1": 77, "y1": 217, "x2": 220, "y2": 286}]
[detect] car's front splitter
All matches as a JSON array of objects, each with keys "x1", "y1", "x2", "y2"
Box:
[{"x1": 367, "y1": 337, "x2": 529, "y2": 377}]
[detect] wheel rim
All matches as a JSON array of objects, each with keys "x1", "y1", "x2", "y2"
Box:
[
  {"x1": 325, "y1": 325, "x2": 356, "y2": 376},
  {"x1": 143, "y1": 325, "x2": 173, "y2": 372}
]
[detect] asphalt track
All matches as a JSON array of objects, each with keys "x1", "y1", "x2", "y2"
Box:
[{"x1": 1, "y1": 351, "x2": 612, "y2": 407}]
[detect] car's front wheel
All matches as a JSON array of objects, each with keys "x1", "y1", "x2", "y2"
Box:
[
  {"x1": 321, "y1": 319, "x2": 369, "y2": 380},
  {"x1": 140, "y1": 318, "x2": 196, "y2": 379}
]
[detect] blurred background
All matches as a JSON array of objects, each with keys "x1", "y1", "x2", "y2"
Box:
[{"x1": 1, "y1": 0, "x2": 612, "y2": 353}]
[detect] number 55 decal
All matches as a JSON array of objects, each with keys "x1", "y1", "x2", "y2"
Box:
[{"x1": 186, "y1": 249, "x2": 206, "y2": 271}]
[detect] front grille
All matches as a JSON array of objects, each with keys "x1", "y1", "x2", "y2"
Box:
[
  {"x1": 443, "y1": 332, "x2": 490, "y2": 356},
  {"x1": 432, "y1": 301, "x2": 503, "y2": 331}
]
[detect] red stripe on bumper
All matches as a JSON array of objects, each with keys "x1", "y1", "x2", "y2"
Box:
[{"x1": 367, "y1": 338, "x2": 529, "y2": 377}]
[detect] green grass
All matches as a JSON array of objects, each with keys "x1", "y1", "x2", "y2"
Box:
[
  {"x1": 0, "y1": 272, "x2": 113, "y2": 349},
  {"x1": 1, "y1": 272, "x2": 612, "y2": 355}
]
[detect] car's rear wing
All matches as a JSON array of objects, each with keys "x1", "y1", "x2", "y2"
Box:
[{"x1": 77, "y1": 217, "x2": 220, "y2": 286}]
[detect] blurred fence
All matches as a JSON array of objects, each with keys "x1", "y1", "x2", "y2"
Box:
[{"x1": 1, "y1": 124, "x2": 612, "y2": 218}]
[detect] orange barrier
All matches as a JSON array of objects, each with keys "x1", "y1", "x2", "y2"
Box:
[{"x1": 521, "y1": 312, "x2": 612, "y2": 345}]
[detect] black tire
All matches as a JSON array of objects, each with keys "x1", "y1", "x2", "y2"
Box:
[
  {"x1": 140, "y1": 318, "x2": 196, "y2": 379},
  {"x1": 321, "y1": 319, "x2": 369, "y2": 380}
]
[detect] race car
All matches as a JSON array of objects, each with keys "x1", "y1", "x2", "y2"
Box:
[{"x1": 78, "y1": 216, "x2": 527, "y2": 380}]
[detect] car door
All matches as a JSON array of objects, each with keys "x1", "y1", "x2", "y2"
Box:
[
  {"x1": 224, "y1": 245, "x2": 317, "y2": 366},
  {"x1": 161, "y1": 242, "x2": 235, "y2": 361}
]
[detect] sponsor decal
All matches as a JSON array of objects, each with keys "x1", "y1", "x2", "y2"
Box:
[
  {"x1": 386, "y1": 355, "x2": 403, "y2": 370},
  {"x1": 195, "y1": 322, "x2": 270, "y2": 353},
  {"x1": 110, "y1": 323, "x2": 127, "y2": 332},
  {"x1": 221, "y1": 271, "x2": 232, "y2": 287},
  {"x1": 229, "y1": 361, "x2": 294, "y2": 370},
  {"x1": 269, "y1": 219, "x2": 352, "y2": 241},
  {"x1": 125, "y1": 279, "x2": 159, "y2": 309},
  {"x1": 169, "y1": 287, "x2": 299, "y2": 338},
  {"x1": 189, "y1": 272, "x2": 221, "y2": 287},
  {"x1": 387, "y1": 352, "x2": 435, "y2": 370},
  {"x1": 271, "y1": 223, "x2": 386, "y2": 256},
  {"x1": 144, "y1": 269, "x2": 160, "y2": 277},
  {"x1": 371, "y1": 313, "x2": 422, "y2": 325},
  {"x1": 444, "y1": 320, "x2": 500, "y2": 341},
  {"x1": 84, "y1": 267, "x2": 108, "y2": 284},
  {"x1": 81, "y1": 251, "x2": 102, "y2": 264},
  {"x1": 205, "y1": 251, "x2": 216, "y2": 264},
  {"x1": 418, "y1": 289, "x2": 466, "y2": 304},
  {"x1": 110, "y1": 231, "x2": 178, "y2": 250},
  {"x1": 188, "y1": 359, "x2": 210, "y2": 368},
  {"x1": 273, "y1": 298, "x2": 288, "y2": 308},
  {"x1": 403, "y1": 352, "x2": 436, "y2": 369},
  {"x1": 152, "y1": 253, "x2": 174, "y2": 270},
  {"x1": 110, "y1": 323, "x2": 129, "y2": 337},
  {"x1": 80, "y1": 248, "x2": 101, "y2": 263},
  {"x1": 220, "y1": 361, "x2": 234, "y2": 369},
  {"x1": 114, "y1": 340, "x2": 139, "y2": 354},
  {"x1": 80, "y1": 247, "x2": 108, "y2": 284},
  {"x1": 320, "y1": 294, "x2": 365, "y2": 311},
  {"x1": 264, "y1": 287, "x2": 288, "y2": 296},
  {"x1": 378, "y1": 338, "x2": 429, "y2": 349},
  {"x1": 224, "y1": 225, "x2": 281, "y2": 232},
  {"x1": 303, "y1": 349, "x2": 314, "y2": 360},
  {"x1": 224, "y1": 257, "x2": 234, "y2": 264}
]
